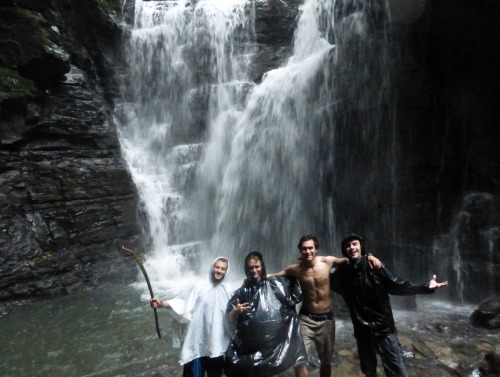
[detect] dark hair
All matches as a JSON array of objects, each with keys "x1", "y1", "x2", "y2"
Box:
[
  {"x1": 341, "y1": 234, "x2": 364, "y2": 257},
  {"x1": 297, "y1": 234, "x2": 319, "y2": 251},
  {"x1": 244, "y1": 251, "x2": 266, "y2": 281}
]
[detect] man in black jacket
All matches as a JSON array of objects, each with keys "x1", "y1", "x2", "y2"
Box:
[{"x1": 330, "y1": 234, "x2": 448, "y2": 377}]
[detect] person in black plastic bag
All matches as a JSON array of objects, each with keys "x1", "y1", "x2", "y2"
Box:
[{"x1": 225, "y1": 251, "x2": 308, "y2": 377}]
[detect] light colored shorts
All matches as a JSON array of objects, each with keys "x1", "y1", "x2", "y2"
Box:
[{"x1": 299, "y1": 312, "x2": 335, "y2": 365}]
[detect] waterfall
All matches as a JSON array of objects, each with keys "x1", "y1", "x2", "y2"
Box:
[
  {"x1": 195, "y1": 0, "x2": 337, "y2": 270},
  {"x1": 117, "y1": 0, "x2": 255, "y2": 285},
  {"x1": 117, "y1": 0, "x2": 393, "y2": 285}
]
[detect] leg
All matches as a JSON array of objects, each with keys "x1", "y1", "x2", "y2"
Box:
[
  {"x1": 205, "y1": 356, "x2": 224, "y2": 377},
  {"x1": 319, "y1": 363, "x2": 331, "y2": 377},
  {"x1": 312, "y1": 318, "x2": 334, "y2": 377},
  {"x1": 356, "y1": 331, "x2": 378, "y2": 377},
  {"x1": 299, "y1": 315, "x2": 316, "y2": 366},
  {"x1": 375, "y1": 334, "x2": 408, "y2": 377},
  {"x1": 183, "y1": 363, "x2": 190, "y2": 377},
  {"x1": 183, "y1": 358, "x2": 205, "y2": 377},
  {"x1": 294, "y1": 363, "x2": 309, "y2": 377}
]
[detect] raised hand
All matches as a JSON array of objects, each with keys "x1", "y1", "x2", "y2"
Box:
[{"x1": 232, "y1": 298, "x2": 251, "y2": 316}]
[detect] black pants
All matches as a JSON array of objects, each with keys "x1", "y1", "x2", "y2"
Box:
[{"x1": 183, "y1": 356, "x2": 224, "y2": 377}]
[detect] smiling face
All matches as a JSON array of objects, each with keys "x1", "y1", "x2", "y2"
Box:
[
  {"x1": 300, "y1": 239, "x2": 318, "y2": 263},
  {"x1": 212, "y1": 259, "x2": 228, "y2": 281},
  {"x1": 246, "y1": 257, "x2": 262, "y2": 282},
  {"x1": 344, "y1": 239, "x2": 362, "y2": 262}
]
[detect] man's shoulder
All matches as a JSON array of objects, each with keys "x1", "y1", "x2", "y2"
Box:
[{"x1": 317, "y1": 255, "x2": 341, "y2": 268}]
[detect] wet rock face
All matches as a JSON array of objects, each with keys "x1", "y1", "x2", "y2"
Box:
[
  {"x1": 388, "y1": 0, "x2": 500, "y2": 301},
  {"x1": 0, "y1": 0, "x2": 141, "y2": 300},
  {"x1": 251, "y1": 0, "x2": 301, "y2": 82}
]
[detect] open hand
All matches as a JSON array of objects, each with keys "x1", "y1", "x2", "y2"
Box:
[
  {"x1": 232, "y1": 298, "x2": 251, "y2": 316},
  {"x1": 428, "y1": 275, "x2": 448, "y2": 289}
]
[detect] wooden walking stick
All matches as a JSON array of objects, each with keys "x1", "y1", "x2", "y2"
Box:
[{"x1": 122, "y1": 245, "x2": 162, "y2": 339}]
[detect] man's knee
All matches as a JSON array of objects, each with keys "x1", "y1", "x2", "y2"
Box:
[{"x1": 294, "y1": 364, "x2": 308, "y2": 377}]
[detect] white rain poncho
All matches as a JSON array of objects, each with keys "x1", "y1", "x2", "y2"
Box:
[{"x1": 167, "y1": 257, "x2": 235, "y2": 365}]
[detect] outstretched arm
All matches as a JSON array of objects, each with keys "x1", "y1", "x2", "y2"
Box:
[
  {"x1": 268, "y1": 263, "x2": 297, "y2": 278},
  {"x1": 381, "y1": 268, "x2": 448, "y2": 295},
  {"x1": 428, "y1": 275, "x2": 448, "y2": 289},
  {"x1": 268, "y1": 270, "x2": 287, "y2": 278}
]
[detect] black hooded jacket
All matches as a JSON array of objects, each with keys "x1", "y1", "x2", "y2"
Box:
[{"x1": 330, "y1": 255, "x2": 435, "y2": 337}]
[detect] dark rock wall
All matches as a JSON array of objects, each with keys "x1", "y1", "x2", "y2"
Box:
[
  {"x1": 0, "y1": 0, "x2": 141, "y2": 300},
  {"x1": 388, "y1": 0, "x2": 500, "y2": 301},
  {"x1": 393, "y1": 0, "x2": 500, "y2": 237}
]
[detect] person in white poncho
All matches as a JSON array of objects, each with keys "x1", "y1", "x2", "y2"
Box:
[{"x1": 150, "y1": 257, "x2": 234, "y2": 377}]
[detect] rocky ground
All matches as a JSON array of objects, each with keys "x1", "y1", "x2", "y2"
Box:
[{"x1": 151, "y1": 304, "x2": 498, "y2": 377}]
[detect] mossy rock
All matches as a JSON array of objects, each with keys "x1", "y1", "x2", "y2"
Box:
[
  {"x1": 16, "y1": 0, "x2": 55, "y2": 12},
  {"x1": 97, "y1": 0, "x2": 125, "y2": 15},
  {"x1": 0, "y1": 7, "x2": 70, "y2": 86},
  {"x1": 0, "y1": 68, "x2": 36, "y2": 101}
]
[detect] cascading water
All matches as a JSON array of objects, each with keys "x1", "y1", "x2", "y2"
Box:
[
  {"x1": 195, "y1": 0, "x2": 339, "y2": 269},
  {"x1": 432, "y1": 192, "x2": 499, "y2": 303},
  {"x1": 117, "y1": 0, "x2": 256, "y2": 286},
  {"x1": 117, "y1": 0, "x2": 393, "y2": 286}
]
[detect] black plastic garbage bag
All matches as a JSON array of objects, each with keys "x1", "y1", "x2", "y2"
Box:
[{"x1": 225, "y1": 276, "x2": 307, "y2": 377}]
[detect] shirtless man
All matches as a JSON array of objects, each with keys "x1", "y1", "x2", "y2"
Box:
[{"x1": 274, "y1": 234, "x2": 381, "y2": 377}]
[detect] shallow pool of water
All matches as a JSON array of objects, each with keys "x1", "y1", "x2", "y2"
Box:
[
  {"x1": 0, "y1": 285, "x2": 180, "y2": 377},
  {"x1": 0, "y1": 287, "x2": 496, "y2": 377}
]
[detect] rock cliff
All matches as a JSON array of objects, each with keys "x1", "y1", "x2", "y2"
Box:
[{"x1": 0, "y1": 0, "x2": 141, "y2": 299}]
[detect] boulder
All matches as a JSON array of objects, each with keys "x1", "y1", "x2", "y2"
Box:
[
  {"x1": 479, "y1": 348, "x2": 500, "y2": 376},
  {"x1": 470, "y1": 297, "x2": 500, "y2": 329}
]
